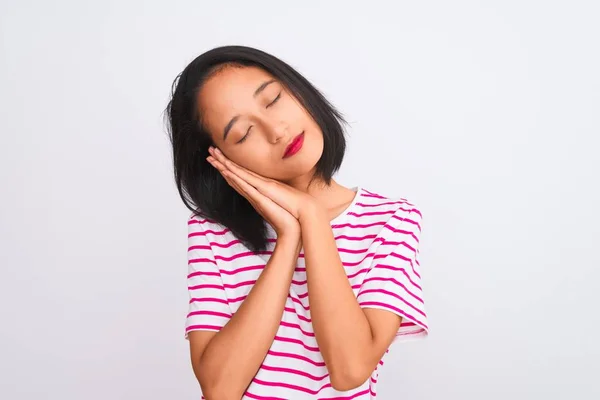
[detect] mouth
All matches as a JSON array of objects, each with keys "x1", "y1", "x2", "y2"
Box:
[{"x1": 283, "y1": 131, "x2": 305, "y2": 159}]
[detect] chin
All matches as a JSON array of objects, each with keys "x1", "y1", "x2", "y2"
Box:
[{"x1": 279, "y1": 153, "x2": 322, "y2": 182}]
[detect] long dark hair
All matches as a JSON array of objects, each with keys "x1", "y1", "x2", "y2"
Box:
[{"x1": 165, "y1": 45, "x2": 347, "y2": 252}]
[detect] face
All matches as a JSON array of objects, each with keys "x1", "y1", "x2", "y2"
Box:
[{"x1": 197, "y1": 66, "x2": 324, "y2": 182}]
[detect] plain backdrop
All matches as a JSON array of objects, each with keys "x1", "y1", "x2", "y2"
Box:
[{"x1": 1, "y1": 1, "x2": 599, "y2": 399}]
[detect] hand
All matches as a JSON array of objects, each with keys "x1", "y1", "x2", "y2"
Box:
[
  {"x1": 207, "y1": 147, "x2": 302, "y2": 239},
  {"x1": 208, "y1": 147, "x2": 316, "y2": 220}
]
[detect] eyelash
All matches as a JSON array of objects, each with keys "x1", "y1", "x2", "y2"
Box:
[
  {"x1": 266, "y1": 92, "x2": 282, "y2": 108},
  {"x1": 237, "y1": 92, "x2": 282, "y2": 144}
]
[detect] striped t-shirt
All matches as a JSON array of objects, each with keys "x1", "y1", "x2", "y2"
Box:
[{"x1": 185, "y1": 187, "x2": 428, "y2": 399}]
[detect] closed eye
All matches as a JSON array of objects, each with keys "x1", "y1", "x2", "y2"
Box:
[
  {"x1": 266, "y1": 92, "x2": 281, "y2": 108},
  {"x1": 236, "y1": 126, "x2": 252, "y2": 144},
  {"x1": 237, "y1": 91, "x2": 281, "y2": 144}
]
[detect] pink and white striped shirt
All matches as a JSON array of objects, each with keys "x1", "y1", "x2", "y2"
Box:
[{"x1": 185, "y1": 187, "x2": 428, "y2": 399}]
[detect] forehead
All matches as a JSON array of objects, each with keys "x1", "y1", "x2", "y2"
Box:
[{"x1": 198, "y1": 66, "x2": 275, "y2": 114}]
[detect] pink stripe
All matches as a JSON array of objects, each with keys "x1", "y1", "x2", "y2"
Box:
[
  {"x1": 347, "y1": 210, "x2": 395, "y2": 218},
  {"x1": 188, "y1": 280, "x2": 259, "y2": 291},
  {"x1": 251, "y1": 377, "x2": 332, "y2": 396},
  {"x1": 357, "y1": 200, "x2": 411, "y2": 208},
  {"x1": 347, "y1": 267, "x2": 370, "y2": 279},
  {"x1": 335, "y1": 233, "x2": 378, "y2": 242},
  {"x1": 374, "y1": 263, "x2": 422, "y2": 290},
  {"x1": 267, "y1": 349, "x2": 326, "y2": 367},
  {"x1": 206, "y1": 239, "x2": 241, "y2": 249},
  {"x1": 289, "y1": 296, "x2": 310, "y2": 311},
  {"x1": 337, "y1": 247, "x2": 371, "y2": 255},
  {"x1": 187, "y1": 244, "x2": 211, "y2": 252},
  {"x1": 220, "y1": 264, "x2": 265, "y2": 275},
  {"x1": 187, "y1": 270, "x2": 219, "y2": 279},
  {"x1": 382, "y1": 225, "x2": 419, "y2": 242},
  {"x1": 188, "y1": 228, "x2": 229, "y2": 237},
  {"x1": 260, "y1": 364, "x2": 329, "y2": 381},
  {"x1": 188, "y1": 217, "x2": 217, "y2": 225},
  {"x1": 358, "y1": 288, "x2": 426, "y2": 317},
  {"x1": 187, "y1": 283, "x2": 225, "y2": 291},
  {"x1": 187, "y1": 310, "x2": 231, "y2": 319},
  {"x1": 284, "y1": 307, "x2": 311, "y2": 323},
  {"x1": 189, "y1": 297, "x2": 229, "y2": 305},
  {"x1": 319, "y1": 388, "x2": 371, "y2": 399},
  {"x1": 280, "y1": 321, "x2": 315, "y2": 337},
  {"x1": 380, "y1": 240, "x2": 417, "y2": 255},
  {"x1": 398, "y1": 327, "x2": 426, "y2": 336},
  {"x1": 331, "y1": 221, "x2": 386, "y2": 230},
  {"x1": 227, "y1": 294, "x2": 249, "y2": 303},
  {"x1": 274, "y1": 335, "x2": 319, "y2": 352},
  {"x1": 292, "y1": 278, "x2": 308, "y2": 285},
  {"x1": 188, "y1": 257, "x2": 217, "y2": 265},
  {"x1": 388, "y1": 252, "x2": 420, "y2": 278},
  {"x1": 191, "y1": 237, "x2": 277, "y2": 250},
  {"x1": 360, "y1": 276, "x2": 424, "y2": 303},
  {"x1": 185, "y1": 324, "x2": 222, "y2": 332},
  {"x1": 243, "y1": 391, "x2": 287, "y2": 400},
  {"x1": 215, "y1": 250, "x2": 272, "y2": 262},
  {"x1": 359, "y1": 301, "x2": 428, "y2": 329},
  {"x1": 361, "y1": 190, "x2": 386, "y2": 199},
  {"x1": 394, "y1": 215, "x2": 422, "y2": 231}
]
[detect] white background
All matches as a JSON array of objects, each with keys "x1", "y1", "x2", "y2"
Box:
[{"x1": 1, "y1": 1, "x2": 599, "y2": 399}]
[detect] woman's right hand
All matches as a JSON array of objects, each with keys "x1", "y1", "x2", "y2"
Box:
[{"x1": 207, "y1": 155, "x2": 301, "y2": 240}]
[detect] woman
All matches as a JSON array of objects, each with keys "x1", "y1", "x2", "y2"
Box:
[{"x1": 166, "y1": 45, "x2": 428, "y2": 399}]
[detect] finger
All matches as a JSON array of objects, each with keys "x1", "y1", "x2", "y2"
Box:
[
  {"x1": 221, "y1": 170, "x2": 271, "y2": 218},
  {"x1": 224, "y1": 169, "x2": 271, "y2": 208},
  {"x1": 209, "y1": 152, "x2": 284, "y2": 212},
  {"x1": 211, "y1": 148, "x2": 271, "y2": 188},
  {"x1": 208, "y1": 156, "x2": 274, "y2": 220},
  {"x1": 208, "y1": 157, "x2": 248, "y2": 195},
  {"x1": 210, "y1": 158, "x2": 264, "y2": 213},
  {"x1": 207, "y1": 156, "x2": 226, "y2": 172},
  {"x1": 209, "y1": 147, "x2": 275, "y2": 186}
]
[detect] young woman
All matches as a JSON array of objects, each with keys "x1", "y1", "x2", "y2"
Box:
[{"x1": 166, "y1": 45, "x2": 428, "y2": 399}]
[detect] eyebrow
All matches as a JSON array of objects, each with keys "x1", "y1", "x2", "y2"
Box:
[{"x1": 222, "y1": 79, "x2": 277, "y2": 141}]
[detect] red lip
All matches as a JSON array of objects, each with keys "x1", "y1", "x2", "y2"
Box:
[{"x1": 283, "y1": 132, "x2": 305, "y2": 158}]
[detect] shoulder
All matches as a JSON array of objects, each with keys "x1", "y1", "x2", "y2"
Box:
[
  {"x1": 359, "y1": 188, "x2": 423, "y2": 235},
  {"x1": 186, "y1": 212, "x2": 238, "y2": 247},
  {"x1": 186, "y1": 212, "x2": 253, "y2": 263},
  {"x1": 359, "y1": 188, "x2": 422, "y2": 218}
]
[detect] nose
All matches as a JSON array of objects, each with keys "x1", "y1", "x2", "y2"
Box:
[{"x1": 265, "y1": 120, "x2": 288, "y2": 144}]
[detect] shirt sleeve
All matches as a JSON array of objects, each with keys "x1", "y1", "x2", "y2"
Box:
[
  {"x1": 185, "y1": 216, "x2": 232, "y2": 339},
  {"x1": 356, "y1": 204, "x2": 428, "y2": 343}
]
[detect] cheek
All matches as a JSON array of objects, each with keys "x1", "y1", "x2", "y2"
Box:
[{"x1": 228, "y1": 150, "x2": 270, "y2": 175}]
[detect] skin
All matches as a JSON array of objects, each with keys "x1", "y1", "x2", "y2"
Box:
[
  {"x1": 188, "y1": 65, "x2": 403, "y2": 397},
  {"x1": 197, "y1": 65, "x2": 356, "y2": 227}
]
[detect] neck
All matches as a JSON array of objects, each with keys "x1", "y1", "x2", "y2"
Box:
[{"x1": 283, "y1": 172, "x2": 357, "y2": 221}]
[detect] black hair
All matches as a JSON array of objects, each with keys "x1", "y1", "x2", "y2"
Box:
[{"x1": 165, "y1": 45, "x2": 347, "y2": 252}]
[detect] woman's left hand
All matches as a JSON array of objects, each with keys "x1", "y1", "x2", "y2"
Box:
[{"x1": 208, "y1": 146, "x2": 318, "y2": 220}]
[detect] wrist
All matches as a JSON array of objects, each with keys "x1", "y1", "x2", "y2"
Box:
[
  {"x1": 277, "y1": 231, "x2": 301, "y2": 250},
  {"x1": 298, "y1": 201, "x2": 324, "y2": 224}
]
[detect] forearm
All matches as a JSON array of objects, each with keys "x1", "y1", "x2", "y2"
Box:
[
  {"x1": 300, "y1": 207, "x2": 374, "y2": 387},
  {"x1": 198, "y1": 235, "x2": 300, "y2": 399}
]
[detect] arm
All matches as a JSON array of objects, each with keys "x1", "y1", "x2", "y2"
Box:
[
  {"x1": 200, "y1": 149, "x2": 426, "y2": 390},
  {"x1": 299, "y1": 205, "x2": 398, "y2": 391},
  {"x1": 190, "y1": 234, "x2": 301, "y2": 400}
]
